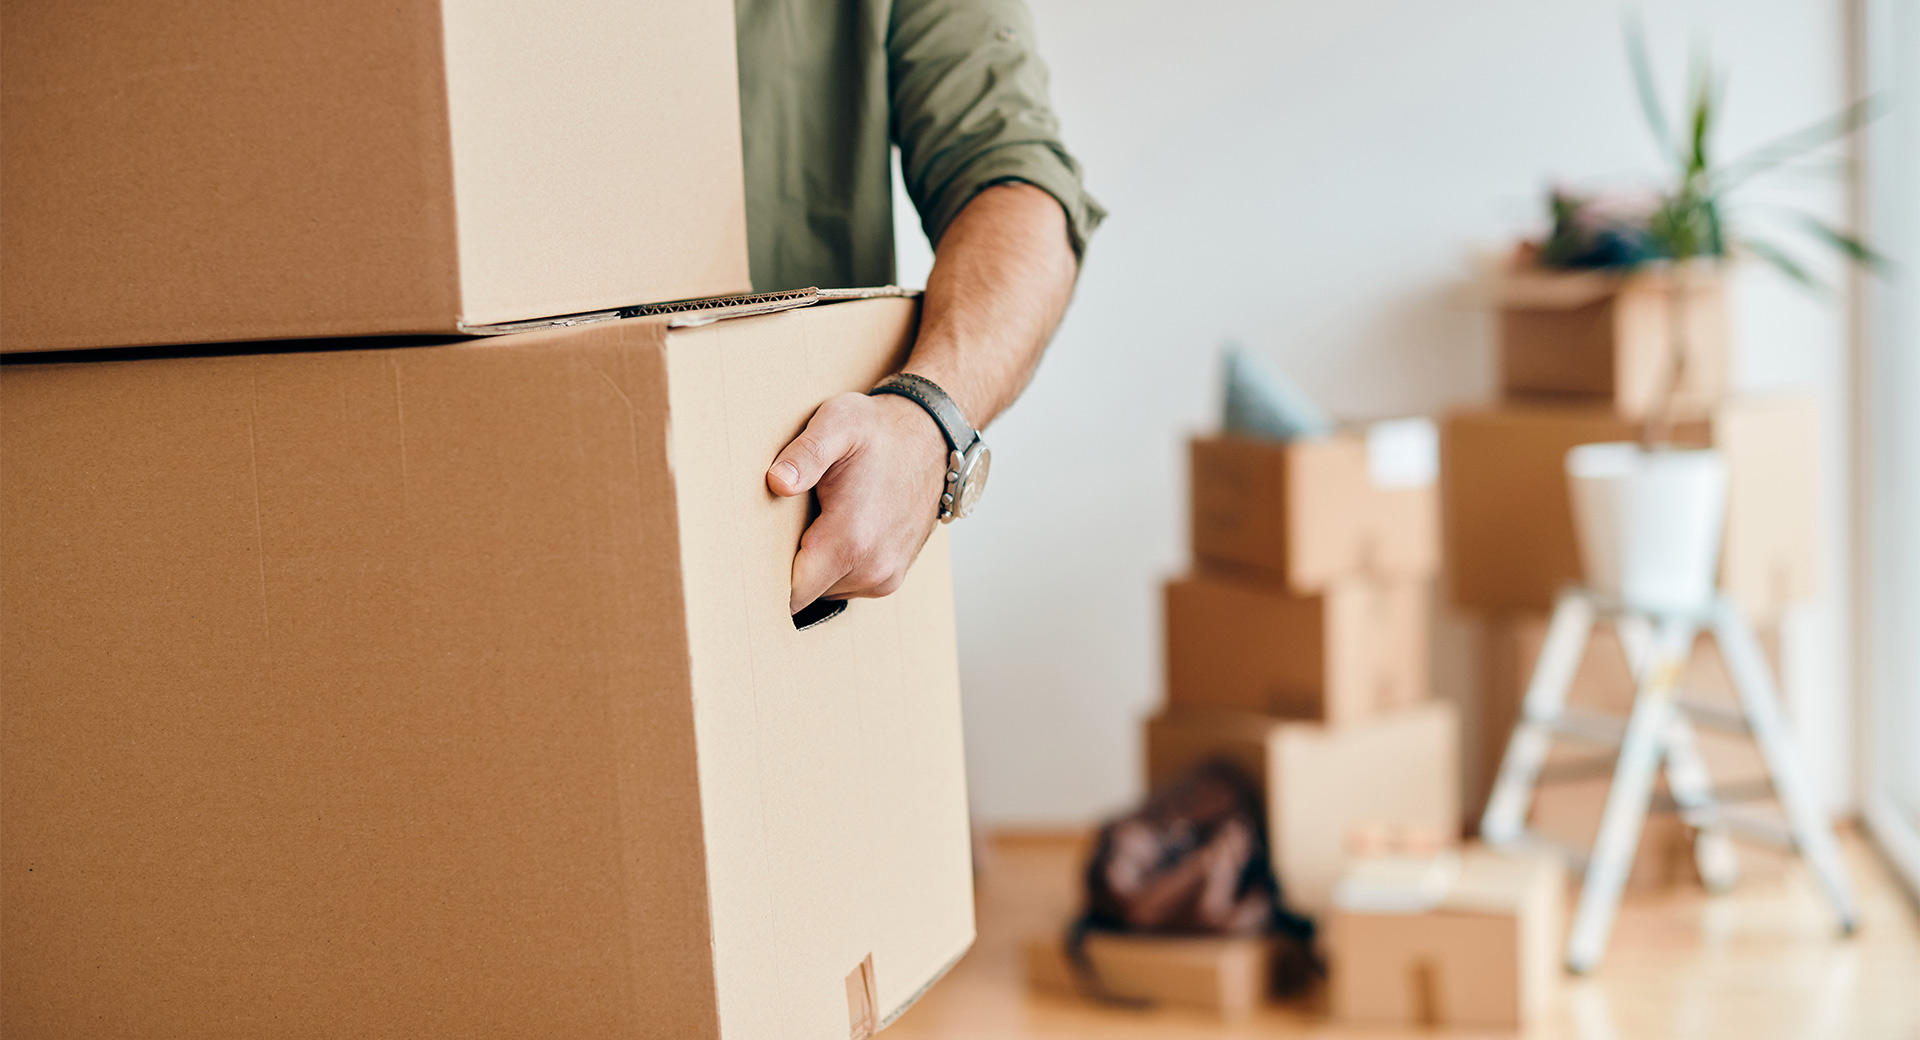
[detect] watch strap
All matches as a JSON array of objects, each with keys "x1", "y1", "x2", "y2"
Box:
[{"x1": 867, "y1": 373, "x2": 977, "y2": 452}]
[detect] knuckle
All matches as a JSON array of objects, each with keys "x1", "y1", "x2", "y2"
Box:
[
  {"x1": 791, "y1": 432, "x2": 834, "y2": 471},
  {"x1": 813, "y1": 394, "x2": 865, "y2": 430},
  {"x1": 831, "y1": 534, "x2": 867, "y2": 573}
]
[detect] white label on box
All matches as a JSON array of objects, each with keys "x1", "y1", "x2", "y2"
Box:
[
  {"x1": 1331, "y1": 852, "x2": 1461, "y2": 914},
  {"x1": 1366, "y1": 418, "x2": 1439, "y2": 489}
]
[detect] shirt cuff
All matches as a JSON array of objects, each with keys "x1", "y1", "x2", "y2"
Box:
[{"x1": 919, "y1": 142, "x2": 1107, "y2": 263}]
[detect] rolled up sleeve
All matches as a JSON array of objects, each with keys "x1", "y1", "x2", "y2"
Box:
[{"x1": 888, "y1": 0, "x2": 1106, "y2": 260}]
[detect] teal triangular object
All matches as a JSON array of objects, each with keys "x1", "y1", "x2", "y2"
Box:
[{"x1": 1221, "y1": 344, "x2": 1332, "y2": 441}]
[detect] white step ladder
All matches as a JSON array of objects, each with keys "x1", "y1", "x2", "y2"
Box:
[{"x1": 1479, "y1": 587, "x2": 1859, "y2": 973}]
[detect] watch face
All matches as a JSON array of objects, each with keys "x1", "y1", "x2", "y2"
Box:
[{"x1": 955, "y1": 444, "x2": 990, "y2": 518}]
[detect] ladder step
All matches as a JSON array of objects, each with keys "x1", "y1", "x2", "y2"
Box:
[
  {"x1": 1526, "y1": 708, "x2": 1625, "y2": 746},
  {"x1": 1647, "y1": 779, "x2": 1776, "y2": 814},
  {"x1": 1492, "y1": 829, "x2": 1589, "y2": 873},
  {"x1": 1675, "y1": 697, "x2": 1750, "y2": 735},
  {"x1": 1535, "y1": 756, "x2": 1620, "y2": 785},
  {"x1": 1678, "y1": 807, "x2": 1797, "y2": 851}
]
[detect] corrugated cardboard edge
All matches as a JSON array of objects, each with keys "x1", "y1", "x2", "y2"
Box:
[{"x1": 459, "y1": 286, "x2": 920, "y2": 336}]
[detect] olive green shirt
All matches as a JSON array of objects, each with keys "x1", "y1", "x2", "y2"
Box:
[{"x1": 734, "y1": 0, "x2": 1105, "y2": 292}]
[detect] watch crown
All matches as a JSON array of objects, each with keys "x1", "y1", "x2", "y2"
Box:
[{"x1": 941, "y1": 492, "x2": 955, "y2": 506}]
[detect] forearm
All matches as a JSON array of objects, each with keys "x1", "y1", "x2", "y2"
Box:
[{"x1": 901, "y1": 182, "x2": 1078, "y2": 427}]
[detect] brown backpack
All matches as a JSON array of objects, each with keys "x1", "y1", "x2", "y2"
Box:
[{"x1": 1067, "y1": 759, "x2": 1318, "y2": 1003}]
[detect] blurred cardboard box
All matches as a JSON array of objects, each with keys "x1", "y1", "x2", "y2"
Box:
[
  {"x1": 1328, "y1": 847, "x2": 1563, "y2": 1029},
  {"x1": 1145, "y1": 703, "x2": 1459, "y2": 914},
  {"x1": 1496, "y1": 265, "x2": 1727, "y2": 420},
  {"x1": 0, "y1": 298, "x2": 972, "y2": 1039},
  {"x1": 1188, "y1": 427, "x2": 1438, "y2": 593},
  {"x1": 1442, "y1": 398, "x2": 1817, "y2": 617},
  {"x1": 1025, "y1": 932, "x2": 1276, "y2": 1017},
  {"x1": 1477, "y1": 616, "x2": 1793, "y2": 887},
  {"x1": 2, "y1": 0, "x2": 750, "y2": 353},
  {"x1": 1165, "y1": 571, "x2": 1428, "y2": 725}
]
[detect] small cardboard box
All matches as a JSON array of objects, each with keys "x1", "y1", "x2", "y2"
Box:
[
  {"x1": 1328, "y1": 848, "x2": 1564, "y2": 1029},
  {"x1": 0, "y1": 298, "x2": 971, "y2": 1039},
  {"x1": 1442, "y1": 398, "x2": 1818, "y2": 617},
  {"x1": 1188, "y1": 427, "x2": 1438, "y2": 593},
  {"x1": 1025, "y1": 932, "x2": 1276, "y2": 1017},
  {"x1": 1145, "y1": 703, "x2": 1460, "y2": 914},
  {"x1": 1477, "y1": 616, "x2": 1793, "y2": 887},
  {"x1": 2, "y1": 0, "x2": 751, "y2": 352},
  {"x1": 1497, "y1": 265, "x2": 1727, "y2": 419},
  {"x1": 1165, "y1": 571, "x2": 1429, "y2": 725}
]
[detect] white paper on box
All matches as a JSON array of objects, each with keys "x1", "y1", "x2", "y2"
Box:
[
  {"x1": 1331, "y1": 851, "x2": 1461, "y2": 914},
  {"x1": 1366, "y1": 418, "x2": 1439, "y2": 489}
]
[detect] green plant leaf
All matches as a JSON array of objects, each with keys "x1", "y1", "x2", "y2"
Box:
[
  {"x1": 1740, "y1": 236, "x2": 1828, "y2": 293},
  {"x1": 1796, "y1": 214, "x2": 1893, "y2": 273},
  {"x1": 1711, "y1": 96, "x2": 1881, "y2": 193},
  {"x1": 1624, "y1": 13, "x2": 1676, "y2": 166},
  {"x1": 1685, "y1": 43, "x2": 1714, "y2": 177},
  {"x1": 1757, "y1": 156, "x2": 1857, "y2": 183}
]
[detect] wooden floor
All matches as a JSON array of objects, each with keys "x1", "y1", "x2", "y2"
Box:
[{"x1": 889, "y1": 830, "x2": 1920, "y2": 1040}]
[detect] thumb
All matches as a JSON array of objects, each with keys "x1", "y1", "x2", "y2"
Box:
[{"x1": 767, "y1": 397, "x2": 860, "y2": 497}]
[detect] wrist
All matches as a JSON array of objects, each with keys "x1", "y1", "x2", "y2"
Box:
[
  {"x1": 868, "y1": 373, "x2": 992, "y2": 522},
  {"x1": 870, "y1": 392, "x2": 950, "y2": 472}
]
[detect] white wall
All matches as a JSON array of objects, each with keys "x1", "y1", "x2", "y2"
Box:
[{"x1": 894, "y1": 0, "x2": 1857, "y2": 826}]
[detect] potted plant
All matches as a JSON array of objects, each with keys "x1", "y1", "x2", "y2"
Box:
[{"x1": 1536, "y1": 24, "x2": 1883, "y2": 612}]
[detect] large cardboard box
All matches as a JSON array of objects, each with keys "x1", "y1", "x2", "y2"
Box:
[
  {"x1": 0, "y1": 298, "x2": 972, "y2": 1039},
  {"x1": 1144, "y1": 704, "x2": 1459, "y2": 914},
  {"x1": 1497, "y1": 265, "x2": 1727, "y2": 419},
  {"x1": 1164, "y1": 571, "x2": 1428, "y2": 725},
  {"x1": 1188, "y1": 431, "x2": 1438, "y2": 593},
  {"x1": 1, "y1": 0, "x2": 750, "y2": 353},
  {"x1": 1476, "y1": 616, "x2": 1792, "y2": 887},
  {"x1": 1442, "y1": 398, "x2": 1817, "y2": 617},
  {"x1": 1328, "y1": 848, "x2": 1563, "y2": 1029},
  {"x1": 1024, "y1": 932, "x2": 1276, "y2": 1017}
]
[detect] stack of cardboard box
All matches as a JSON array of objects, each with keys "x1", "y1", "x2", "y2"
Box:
[
  {"x1": 1033, "y1": 418, "x2": 1461, "y2": 1016},
  {"x1": 1, "y1": 5, "x2": 973, "y2": 1038},
  {"x1": 1445, "y1": 263, "x2": 1817, "y2": 877},
  {"x1": 1150, "y1": 425, "x2": 1459, "y2": 917}
]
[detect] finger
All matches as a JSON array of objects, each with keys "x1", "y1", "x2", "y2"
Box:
[
  {"x1": 789, "y1": 523, "x2": 859, "y2": 615},
  {"x1": 822, "y1": 551, "x2": 908, "y2": 601},
  {"x1": 767, "y1": 398, "x2": 860, "y2": 497}
]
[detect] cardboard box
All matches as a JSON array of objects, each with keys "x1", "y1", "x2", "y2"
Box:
[
  {"x1": 1144, "y1": 703, "x2": 1460, "y2": 914},
  {"x1": 1497, "y1": 265, "x2": 1727, "y2": 419},
  {"x1": 1188, "y1": 430, "x2": 1438, "y2": 593},
  {"x1": 1329, "y1": 848, "x2": 1564, "y2": 1029},
  {"x1": 1164, "y1": 571, "x2": 1429, "y2": 724},
  {"x1": 2, "y1": 0, "x2": 750, "y2": 353},
  {"x1": 1025, "y1": 932, "x2": 1276, "y2": 1017},
  {"x1": 0, "y1": 298, "x2": 972, "y2": 1039},
  {"x1": 1442, "y1": 398, "x2": 1818, "y2": 617},
  {"x1": 1477, "y1": 616, "x2": 1792, "y2": 887}
]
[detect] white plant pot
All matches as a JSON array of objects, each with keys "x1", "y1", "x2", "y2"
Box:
[{"x1": 1565, "y1": 442, "x2": 1729, "y2": 614}]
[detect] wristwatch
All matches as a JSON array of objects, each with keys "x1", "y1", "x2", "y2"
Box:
[{"x1": 868, "y1": 373, "x2": 990, "y2": 522}]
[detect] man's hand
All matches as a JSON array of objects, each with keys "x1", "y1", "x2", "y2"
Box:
[
  {"x1": 767, "y1": 183, "x2": 1077, "y2": 613},
  {"x1": 767, "y1": 391, "x2": 949, "y2": 614}
]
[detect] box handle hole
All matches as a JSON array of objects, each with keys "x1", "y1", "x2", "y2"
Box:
[{"x1": 792, "y1": 598, "x2": 848, "y2": 631}]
